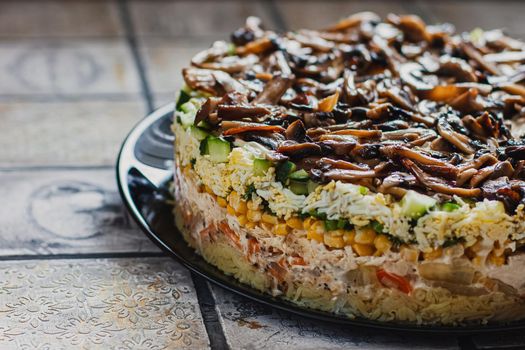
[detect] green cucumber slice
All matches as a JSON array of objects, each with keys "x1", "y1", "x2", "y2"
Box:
[
  {"x1": 206, "y1": 137, "x2": 231, "y2": 163},
  {"x1": 307, "y1": 180, "x2": 319, "y2": 194},
  {"x1": 190, "y1": 126, "x2": 209, "y2": 141},
  {"x1": 276, "y1": 161, "x2": 296, "y2": 183},
  {"x1": 400, "y1": 190, "x2": 436, "y2": 219},
  {"x1": 289, "y1": 180, "x2": 308, "y2": 195},
  {"x1": 253, "y1": 158, "x2": 271, "y2": 176},
  {"x1": 176, "y1": 89, "x2": 192, "y2": 111},
  {"x1": 289, "y1": 169, "x2": 309, "y2": 181}
]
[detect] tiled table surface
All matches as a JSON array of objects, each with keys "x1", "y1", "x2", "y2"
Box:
[{"x1": 1, "y1": 1, "x2": 524, "y2": 349}]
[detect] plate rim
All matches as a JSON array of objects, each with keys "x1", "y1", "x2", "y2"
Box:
[{"x1": 116, "y1": 103, "x2": 525, "y2": 335}]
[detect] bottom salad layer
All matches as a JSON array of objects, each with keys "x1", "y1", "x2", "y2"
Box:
[{"x1": 173, "y1": 161, "x2": 525, "y2": 325}]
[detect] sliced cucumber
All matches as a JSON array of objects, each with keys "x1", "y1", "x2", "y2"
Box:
[
  {"x1": 289, "y1": 169, "x2": 309, "y2": 181},
  {"x1": 276, "y1": 161, "x2": 296, "y2": 183},
  {"x1": 175, "y1": 89, "x2": 192, "y2": 111},
  {"x1": 206, "y1": 137, "x2": 231, "y2": 163},
  {"x1": 253, "y1": 158, "x2": 271, "y2": 176},
  {"x1": 400, "y1": 190, "x2": 436, "y2": 219},
  {"x1": 190, "y1": 126, "x2": 209, "y2": 141},
  {"x1": 289, "y1": 180, "x2": 308, "y2": 195},
  {"x1": 307, "y1": 180, "x2": 319, "y2": 194}
]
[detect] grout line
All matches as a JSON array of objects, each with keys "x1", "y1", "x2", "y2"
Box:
[
  {"x1": 0, "y1": 252, "x2": 167, "y2": 262},
  {"x1": 192, "y1": 273, "x2": 230, "y2": 350},
  {"x1": 266, "y1": 0, "x2": 288, "y2": 32},
  {"x1": 118, "y1": 0, "x2": 155, "y2": 114}
]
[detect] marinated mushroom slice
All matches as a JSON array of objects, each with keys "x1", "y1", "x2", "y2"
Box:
[
  {"x1": 253, "y1": 75, "x2": 294, "y2": 105},
  {"x1": 222, "y1": 123, "x2": 285, "y2": 136},
  {"x1": 436, "y1": 119, "x2": 475, "y2": 154},
  {"x1": 277, "y1": 141, "x2": 323, "y2": 158},
  {"x1": 217, "y1": 105, "x2": 271, "y2": 120},
  {"x1": 437, "y1": 56, "x2": 478, "y2": 82},
  {"x1": 402, "y1": 159, "x2": 481, "y2": 197}
]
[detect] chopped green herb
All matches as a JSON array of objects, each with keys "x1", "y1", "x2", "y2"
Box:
[
  {"x1": 371, "y1": 220, "x2": 384, "y2": 233},
  {"x1": 309, "y1": 209, "x2": 327, "y2": 220},
  {"x1": 324, "y1": 220, "x2": 339, "y2": 231},
  {"x1": 442, "y1": 202, "x2": 460, "y2": 212},
  {"x1": 359, "y1": 186, "x2": 369, "y2": 195},
  {"x1": 443, "y1": 236, "x2": 465, "y2": 248},
  {"x1": 244, "y1": 184, "x2": 256, "y2": 200}
]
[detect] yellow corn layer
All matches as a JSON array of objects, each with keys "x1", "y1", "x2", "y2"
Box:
[
  {"x1": 217, "y1": 197, "x2": 227, "y2": 208},
  {"x1": 274, "y1": 224, "x2": 290, "y2": 236},
  {"x1": 286, "y1": 217, "x2": 303, "y2": 230},
  {"x1": 213, "y1": 195, "x2": 513, "y2": 265},
  {"x1": 324, "y1": 233, "x2": 345, "y2": 248},
  {"x1": 355, "y1": 228, "x2": 376, "y2": 245}
]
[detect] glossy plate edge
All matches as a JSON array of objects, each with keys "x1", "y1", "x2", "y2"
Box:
[{"x1": 116, "y1": 103, "x2": 525, "y2": 335}]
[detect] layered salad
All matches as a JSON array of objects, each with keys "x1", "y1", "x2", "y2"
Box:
[{"x1": 172, "y1": 13, "x2": 525, "y2": 324}]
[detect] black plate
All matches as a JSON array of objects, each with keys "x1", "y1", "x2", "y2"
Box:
[{"x1": 116, "y1": 104, "x2": 525, "y2": 334}]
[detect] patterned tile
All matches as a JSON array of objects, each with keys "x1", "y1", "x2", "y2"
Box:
[
  {"x1": 0, "y1": 169, "x2": 159, "y2": 255},
  {"x1": 0, "y1": 40, "x2": 140, "y2": 96},
  {"x1": 0, "y1": 100, "x2": 146, "y2": 166},
  {"x1": 0, "y1": 258, "x2": 209, "y2": 350},
  {"x1": 0, "y1": 1, "x2": 123, "y2": 38},
  {"x1": 129, "y1": 0, "x2": 276, "y2": 39},
  {"x1": 139, "y1": 39, "x2": 208, "y2": 96},
  {"x1": 210, "y1": 285, "x2": 459, "y2": 350}
]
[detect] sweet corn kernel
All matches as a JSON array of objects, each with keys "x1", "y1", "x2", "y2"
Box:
[
  {"x1": 311, "y1": 220, "x2": 325, "y2": 234},
  {"x1": 260, "y1": 222, "x2": 273, "y2": 231},
  {"x1": 343, "y1": 230, "x2": 356, "y2": 246},
  {"x1": 261, "y1": 213, "x2": 279, "y2": 225},
  {"x1": 245, "y1": 222, "x2": 256, "y2": 229},
  {"x1": 237, "y1": 215, "x2": 248, "y2": 226},
  {"x1": 217, "y1": 197, "x2": 227, "y2": 208},
  {"x1": 236, "y1": 201, "x2": 248, "y2": 215},
  {"x1": 286, "y1": 217, "x2": 303, "y2": 230},
  {"x1": 488, "y1": 253, "x2": 505, "y2": 266},
  {"x1": 374, "y1": 235, "x2": 392, "y2": 253},
  {"x1": 400, "y1": 246, "x2": 419, "y2": 262},
  {"x1": 227, "y1": 205, "x2": 236, "y2": 216},
  {"x1": 274, "y1": 223, "x2": 290, "y2": 236},
  {"x1": 355, "y1": 228, "x2": 376, "y2": 245},
  {"x1": 324, "y1": 233, "x2": 345, "y2": 248},
  {"x1": 352, "y1": 243, "x2": 375, "y2": 257},
  {"x1": 303, "y1": 217, "x2": 314, "y2": 230},
  {"x1": 204, "y1": 185, "x2": 214, "y2": 195},
  {"x1": 307, "y1": 229, "x2": 324, "y2": 243},
  {"x1": 423, "y1": 247, "x2": 443, "y2": 260},
  {"x1": 247, "y1": 209, "x2": 261, "y2": 222},
  {"x1": 247, "y1": 200, "x2": 259, "y2": 211}
]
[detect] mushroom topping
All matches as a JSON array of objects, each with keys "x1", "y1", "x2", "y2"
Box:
[{"x1": 180, "y1": 14, "x2": 525, "y2": 209}]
